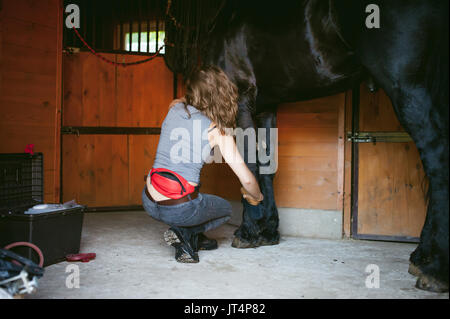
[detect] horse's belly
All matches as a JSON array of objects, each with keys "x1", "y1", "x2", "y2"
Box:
[
  {"x1": 248, "y1": 1, "x2": 361, "y2": 104},
  {"x1": 253, "y1": 48, "x2": 361, "y2": 105}
]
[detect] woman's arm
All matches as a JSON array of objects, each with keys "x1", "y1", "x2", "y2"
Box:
[{"x1": 209, "y1": 125, "x2": 263, "y2": 202}]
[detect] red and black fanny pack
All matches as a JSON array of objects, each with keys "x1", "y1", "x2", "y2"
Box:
[{"x1": 149, "y1": 168, "x2": 198, "y2": 199}]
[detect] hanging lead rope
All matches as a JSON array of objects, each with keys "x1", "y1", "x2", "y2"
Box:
[
  {"x1": 71, "y1": 26, "x2": 168, "y2": 67},
  {"x1": 69, "y1": 0, "x2": 221, "y2": 68}
]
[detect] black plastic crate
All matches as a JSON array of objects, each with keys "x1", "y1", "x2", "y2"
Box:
[
  {"x1": 0, "y1": 153, "x2": 85, "y2": 267},
  {"x1": 0, "y1": 207, "x2": 84, "y2": 266},
  {"x1": 0, "y1": 153, "x2": 43, "y2": 213}
]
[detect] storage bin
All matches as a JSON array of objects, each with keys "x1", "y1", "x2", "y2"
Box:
[{"x1": 0, "y1": 153, "x2": 85, "y2": 266}]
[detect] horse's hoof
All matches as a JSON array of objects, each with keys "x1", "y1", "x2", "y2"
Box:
[
  {"x1": 415, "y1": 273, "x2": 449, "y2": 293},
  {"x1": 231, "y1": 236, "x2": 258, "y2": 249},
  {"x1": 408, "y1": 263, "x2": 422, "y2": 277},
  {"x1": 258, "y1": 237, "x2": 280, "y2": 247}
]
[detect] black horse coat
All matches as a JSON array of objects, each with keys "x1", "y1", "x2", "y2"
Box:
[{"x1": 164, "y1": 0, "x2": 449, "y2": 292}]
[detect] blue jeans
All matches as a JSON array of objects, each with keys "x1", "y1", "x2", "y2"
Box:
[{"x1": 141, "y1": 187, "x2": 232, "y2": 234}]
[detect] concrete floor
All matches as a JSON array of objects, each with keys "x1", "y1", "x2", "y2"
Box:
[{"x1": 28, "y1": 211, "x2": 448, "y2": 299}]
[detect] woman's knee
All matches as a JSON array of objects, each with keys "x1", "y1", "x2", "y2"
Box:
[{"x1": 223, "y1": 200, "x2": 233, "y2": 216}]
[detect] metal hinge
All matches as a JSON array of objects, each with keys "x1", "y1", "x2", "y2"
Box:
[{"x1": 347, "y1": 131, "x2": 413, "y2": 143}]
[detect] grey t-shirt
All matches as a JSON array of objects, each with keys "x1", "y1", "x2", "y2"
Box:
[{"x1": 152, "y1": 103, "x2": 213, "y2": 184}]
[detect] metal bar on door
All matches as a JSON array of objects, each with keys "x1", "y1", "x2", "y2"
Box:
[{"x1": 61, "y1": 126, "x2": 161, "y2": 135}]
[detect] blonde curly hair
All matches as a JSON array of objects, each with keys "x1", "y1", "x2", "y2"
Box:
[{"x1": 184, "y1": 66, "x2": 239, "y2": 135}]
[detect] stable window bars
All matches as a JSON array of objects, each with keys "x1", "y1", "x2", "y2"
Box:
[
  {"x1": 63, "y1": 0, "x2": 166, "y2": 56},
  {"x1": 118, "y1": 21, "x2": 165, "y2": 54}
]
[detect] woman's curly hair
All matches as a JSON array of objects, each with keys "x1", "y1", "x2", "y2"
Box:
[{"x1": 184, "y1": 66, "x2": 238, "y2": 135}]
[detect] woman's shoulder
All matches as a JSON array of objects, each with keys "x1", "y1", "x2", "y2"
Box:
[
  {"x1": 168, "y1": 102, "x2": 212, "y2": 125},
  {"x1": 168, "y1": 102, "x2": 185, "y2": 113},
  {"x1": 166, "y1": 102, "x2": 191, "y2": 120}
]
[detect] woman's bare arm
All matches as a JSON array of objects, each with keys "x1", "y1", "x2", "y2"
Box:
[{"x1": 208, "y1": 125, "x2": 263, "y2": 202}]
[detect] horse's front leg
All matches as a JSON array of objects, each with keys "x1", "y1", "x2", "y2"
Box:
[
  {"x1": 231, "y1": 93, "x2": 266, "y2": 248},
  {"x1": 254, "y1": 111, "x2": 280, "y2": 246},
  {"x1": 232, "y1": 106, "x2": 280, "y2": 248}
]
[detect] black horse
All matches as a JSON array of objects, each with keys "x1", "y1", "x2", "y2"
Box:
[{"x1": 164, "y1": 0, "x2": 449, "y2": 292}]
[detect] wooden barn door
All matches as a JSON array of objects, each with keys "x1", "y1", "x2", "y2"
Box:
[
  {"x1": 61, "y1": 53, "x2": 173, "y2": 209},
  {"x1": 350, "y1": 85, "x2": 427, "y2": 242}
]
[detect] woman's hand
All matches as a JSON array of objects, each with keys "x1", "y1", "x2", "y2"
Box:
[
  {"x1": 169, "y1": 96, "x2": 186, "y2": 108},
  {"x1": 240, "y1": 187, "x2": 264, "y2": 206}
]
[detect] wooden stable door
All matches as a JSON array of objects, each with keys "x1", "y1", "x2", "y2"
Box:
[
  {"x1": 61, "y1": 53, "x2": 173, "y2": 208},
  {"x1": 351, "y1": 86, "x2": 427, "y2": 242}
]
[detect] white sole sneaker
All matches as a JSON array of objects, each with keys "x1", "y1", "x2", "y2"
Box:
[
  {"x1": 164, "y1": 229, "x2": 181, "y2": 246},
  {"x1": 163, "y1": 228, "x2": 199, "y2": 263}
]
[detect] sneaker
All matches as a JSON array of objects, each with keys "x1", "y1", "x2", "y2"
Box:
[
  {"x1": 164, "y1": 228, "x2": 199, "y2": 263},
  {"x1": 174, "y1": 244, "x2": 200, "y2": 263}
]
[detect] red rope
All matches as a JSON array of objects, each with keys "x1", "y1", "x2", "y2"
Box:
[
  {"x1": 4, "y1": 241, "x2": 44, "y2": 267},
  {"x1": 71, "y1": 26, "x2": 166, "y2": 67}
]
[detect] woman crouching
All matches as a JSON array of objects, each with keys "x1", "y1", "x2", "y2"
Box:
[{"x1": 142, "y1": 66, "x2": 263, "y2": 263}]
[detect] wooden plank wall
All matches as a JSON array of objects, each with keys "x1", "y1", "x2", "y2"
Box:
[
  {"x1": 62, "y1": 54, "x2": 172, "y2": 206},
  {"x1": 63, "y1": 53, "x2": 348, "y2": 212},
  {"x1": 0, "y1": 3, "x2": 426, "y2": 240},
  {"x1": 63, "y1": 54, "x2": 171, "y2": 127},
  {"x1": 175, "y1": 76, "x2": 347, "y2": 206},
  {"x1": 274, "y1": 94, "x2": 346, "y2": 211},
  {"x1": 0, "y1": 0, "x2": 63, "y2": 203}
]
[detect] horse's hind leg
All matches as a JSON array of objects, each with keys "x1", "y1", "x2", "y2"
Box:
[
  {"x1": 365, "y1": 70, "x2": 448, "y2": 292},
  {"x1": 366, "y1": 73, "x2": 449, "y2": 292},
  {"x1": 356, "y1": 0, "x2": 449, "y2": 292},
  {"x1": 362, "y1": 61, "x2": 448, "y2": 292},
  {"x1": 393, "y1": 86, "x2": 448, "y2": 293}
]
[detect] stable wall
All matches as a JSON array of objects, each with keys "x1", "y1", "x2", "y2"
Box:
[
  {"x1": 61, "y1": 52, "x2": 347, "y2": 239},
  {"x1": 227, "y1": 94, "x2": 347, "y2": 239},
  {"x1": 1, "y1": 18, "x2": 425, "y2": 241},
  {"x1": 0, "y1": 2, "x2": 427, "y2": 242},
  {"x1": 0, "y1": 0, "x2": 63, "y2": 203},
  {"x1": 62, "y1": 54, "x2": 173, "y2": 207}
]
